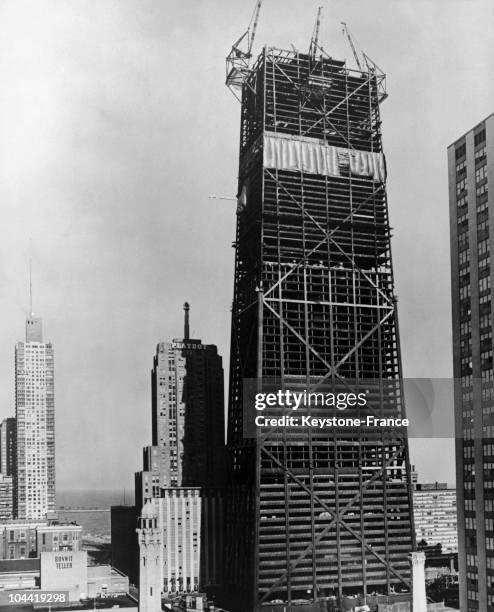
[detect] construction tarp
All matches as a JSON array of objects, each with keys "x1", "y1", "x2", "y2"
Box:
[{"x1": 263, "y1": 131, "x2": 386, "y2": 182}]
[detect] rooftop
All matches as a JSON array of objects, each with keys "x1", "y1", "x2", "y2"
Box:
[{"x1": 447, "y1": 111, "x2": 494, "y2": 148}]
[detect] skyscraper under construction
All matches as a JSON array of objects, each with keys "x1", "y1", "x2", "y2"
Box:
[{"x1": 223, "y1": 15, "x2": 415, "y2": 612}]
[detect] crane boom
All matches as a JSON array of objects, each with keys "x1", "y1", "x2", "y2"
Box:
[
  {"x1": 341, "y1": 22, "x2": 363, "y2": 71},
  {"x1": 309, "y1": 6, "x2": 323, "y2": 58},
  {"x1": 248, "y1": 0, "x2": 262, "y2": 55},
  {"x1": 226, "y1": 0, "x2": 264, "y2": 99}
]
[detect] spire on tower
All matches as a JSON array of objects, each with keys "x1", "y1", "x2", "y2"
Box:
[
  {"x1": 184, "y1": 302, "x2": 190, "y2": 340},
  {"x1": 26, "y1": 243, "x2": 42, "y2": 343},
  {"x1": 29, "y1": 252, "x2": 33, "y2": 318}
]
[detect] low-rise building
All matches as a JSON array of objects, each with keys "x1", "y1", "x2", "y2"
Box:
[
  {"x1": 0, "y1": 553, "x2": 129, "y2": 604},
  {"x1": 0, "y1": 520, "x2": 82, "y2": 559}
]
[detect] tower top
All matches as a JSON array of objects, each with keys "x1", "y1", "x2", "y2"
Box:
[
  {"x1": 29, "y1": 251, "x2": 33, "y2": 318},
  {"x1": 184, "y1": 302, "x2": 190, "y2": 340},
  {"x1": 25, "y1": 316, "x2": 42, "y2": 343},
  {"x1": 26, "y1": 250, "x2": 42, "y2": 343}
]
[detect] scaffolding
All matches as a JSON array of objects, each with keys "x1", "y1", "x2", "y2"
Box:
[{"x1": 224, "y1": 48, "x2": 415, "y2": 612}]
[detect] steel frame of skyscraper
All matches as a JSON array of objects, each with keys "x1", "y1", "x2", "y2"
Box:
[{"x1": 224, "y1": 47, "x2": 415, "y2": 611}]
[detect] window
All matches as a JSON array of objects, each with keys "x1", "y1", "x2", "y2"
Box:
[
  {"x1": 459, "y1": 249, "x2": 470, "y2": 267},
  {"x1": 480, "y1": 276, "x2": 491, "y2": 294},
  {"x1": 479, "y1": 239, "x2": 490, "y2": 256},
  {"x1": 477, "y1": 182, "x2": 488, "y2": 199},
  {"x1": 459, "y1": 232, "x2": 469, "y2": 250},
  {"x1": 476, "y1": 165, "x2": 487, "y2": 183},
  {"x1": 457, "y1": 178, "x2": 467, "y2": 195},
  {"x1": 456, "y1": 142, "x2": 466, "y2": 160},
  {"x1": 475, "y1": 128, "x2": 486, "y2": 147},
  {"x1": 475, "y1": 146, "x2": 486, "y2": 165}
]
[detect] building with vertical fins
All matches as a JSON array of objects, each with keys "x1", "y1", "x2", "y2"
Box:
[
  {"x1": 223, "y1": 38, "x2": 415, "y2": 612},
  {"x1": 14, "y1": 314, "x2": 55, "y2": 520},
  {"x1": 448, "y1": 113, "x2": 494, "y2": 612}
]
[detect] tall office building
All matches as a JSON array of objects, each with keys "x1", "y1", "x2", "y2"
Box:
[
  {"x1": 0, "y1": 418, "x2": 16, "y2": 478},
  {"x1": 449, "y1": 113, "x2": 494, "y2": 612},
  {"x1": 223, "y1": 44, "x2": 415, "y2": 610},
  {"x1": 113, "y1": 305, "x2": 226, "y2": 594},
  {"x1": 14, "y1": 315, "x2": 55, "y2": 520},
  {"x1": 144, "y1": 303, "x2": 225, "y2": 495}
]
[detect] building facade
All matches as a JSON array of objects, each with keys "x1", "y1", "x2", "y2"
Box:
[
  {"x1": 110, "y1": 505, "x2": 139, "y2": 586},
  {"x1": 113, "y1": 305, "x2": 226, "y2": 598},
  {"x1": 14, "y1": 315, "x2": 55, "y2": 520},
  {"x1": 137, "y1": 501, "x2": 162, "y2": 612},
  {"x1": 449, "y1": 113, "x2": 494, "y2": 612},
  {"x1": 149, "y1": 303, "x2": 225, "y2": 491},
  {"x1": 0, "y1": 417, "x2": 16, "y2": 478},
  {"x1": 158, "y1": 488, "x2": 201, "y2": 594},
  {"x1": 413, "y1": 484, "x2": 458, "y2": 553},
  {"x1": 0, "y1": 475, "x2": 13, "y2": 521},
  {"x1": 0, "y1": 521, "x2": 82, "y2": 559},
  {"x1": 224, "y1": 46, "x2": 415, "y2": 611}
]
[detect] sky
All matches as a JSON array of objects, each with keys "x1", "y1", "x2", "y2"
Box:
[{"x1": 0, "y1": 0, "x2": 492, "y2": 493}]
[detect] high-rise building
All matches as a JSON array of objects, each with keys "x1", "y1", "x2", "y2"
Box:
[
  {"x1": 448, "y1": 113, "x2": 494, "y2": 612},
  {"x1": 413, "y1": 484, "x2": 458, "y2": 554},
  {"x1": 14, "y1": 315, "x2": 55, "y2": 520},
  {"x1": 149, "y1": 303, "x2": 225, "y2": 491},
  {"x1": 0, "y1": 418, "x2": 16, "y2": 478},
  {"x1": 223, "y1": 44, "x2": 415, "y2": 610},
  {"x1": 113, "y1": 305, "x2": 226, "y2": 595}
]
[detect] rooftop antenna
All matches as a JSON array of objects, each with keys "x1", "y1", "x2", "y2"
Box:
[
  {"x1": 29, "y1": 241, "x2": 33, "y2": 317},
  {"x1": 225, "y1": 0, "x2": 263, "y2": 101},
  {"x1": 184, "y1": 302, "x2": 190, "y2": 340},
  {"x1": 309, "y1": 7, "x2": 323, "y2": 59}
]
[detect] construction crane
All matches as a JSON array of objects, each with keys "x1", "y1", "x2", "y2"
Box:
[
  {"x1": 341, "y1": 22, "x2": 364, "y2": 71},
  {"x1": 340, "y1": 22, "x2": 388, "y2": 101},
  {"x1": 309, "y1": 6, "x2": 323, "y2": 59},
  {"x1": 225, "y1": 0, "x2": 263, "y2": 100}
]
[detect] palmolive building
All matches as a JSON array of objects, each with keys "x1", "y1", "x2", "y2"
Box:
[{"x1": 112, "y1": 305, "x2": 225, "y2": 595}]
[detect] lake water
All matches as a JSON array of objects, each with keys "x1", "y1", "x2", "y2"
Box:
[{"x1": 57, "y1": 489, "x2": 133, "y2": 540}]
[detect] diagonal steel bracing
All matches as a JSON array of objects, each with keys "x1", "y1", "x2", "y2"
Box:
[{"x1": 224, "y1": 46, "x2": 414, "y2": 612}]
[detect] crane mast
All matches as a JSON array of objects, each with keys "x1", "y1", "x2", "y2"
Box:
[{"x1": 225, "y1": 0, "x2": 263, "y2": 100}]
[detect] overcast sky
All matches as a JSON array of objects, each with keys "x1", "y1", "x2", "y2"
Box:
[{"x1": 0, "y1": 0, "x2": 492, "y2": 493}]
